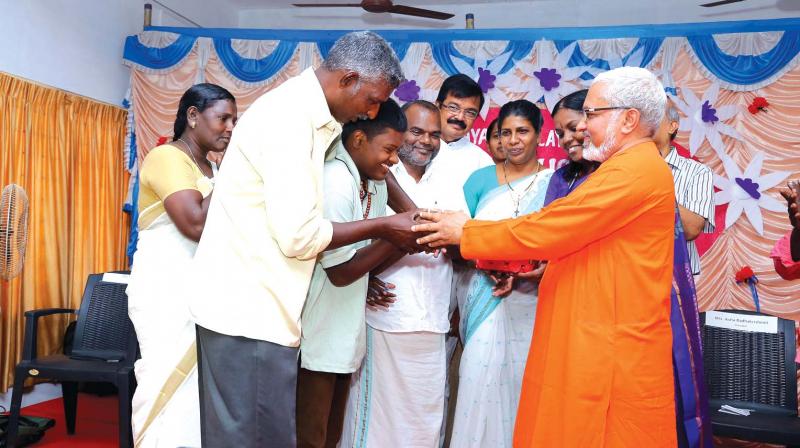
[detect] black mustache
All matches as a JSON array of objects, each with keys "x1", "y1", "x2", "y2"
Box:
[{"x1": 447, "y1": 118, "x2": 467, "y2": 129}]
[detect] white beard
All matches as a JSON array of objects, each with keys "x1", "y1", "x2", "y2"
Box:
[
  {"x1": 583, "y1": 112, "x2": 622, "y2": 162},
  {"x1": 583, "y1": 137, "x2": 615, "y2": 162}
]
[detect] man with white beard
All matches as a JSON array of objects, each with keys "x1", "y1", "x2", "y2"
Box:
[{"x1": 413, "y1": 66, "x2": 679, "y2": 447}]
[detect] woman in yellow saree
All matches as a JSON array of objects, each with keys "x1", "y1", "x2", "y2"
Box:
[{"x1": 126, "y1": 84, "x2": 236, "y2": 447}]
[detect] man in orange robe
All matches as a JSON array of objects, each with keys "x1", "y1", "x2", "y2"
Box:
[{"x1": 414, "y1": 67, "x2": 677, "y2": 447}]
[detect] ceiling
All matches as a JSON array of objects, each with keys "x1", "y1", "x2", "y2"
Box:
[
  {"x1": 154, "y1": 0, "x2": 800, "y2": 30},
  {"x1": 227, "y1": 0, "x2": 508, "y2": 5}
]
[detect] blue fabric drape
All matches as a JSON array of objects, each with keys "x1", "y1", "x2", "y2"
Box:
[
  {"x1": 213, "y1": 38, "x2": 298, "y2": 83},
  {"x1": 391, "y1": 42, "x2": 410, "y2": 62},
  {"x1": 556, "y1": 37, "x2": 664, "y2": 71},
  {"x1": 123, "y1": 34, "x2": 197, "y2": 70},
  {"x1": 430, "y1": 41, "x2": 534, "y2": 76},
  {"x1": 317, "y1": 41, "x2": 335, "y2": 60},
  {"x1": 687, "y1": 30, "x2": 800, "y2": 85},
  {"x1": 317, "y1": 41, "x2": 409, "y2": 61},
  {"x1": 125, "y1": 172, "x2": 141, "y2": 264},
  {"x1": 430, "y1": 42, "x2": 461, "y2": 76},
  {"x1": 125, "y1": 18, "x2": 800, "y2": 87}
]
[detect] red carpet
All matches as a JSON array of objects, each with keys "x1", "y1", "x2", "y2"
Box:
[{"x1": 18, "y1": 393, "x2": 118, "y2": 447}]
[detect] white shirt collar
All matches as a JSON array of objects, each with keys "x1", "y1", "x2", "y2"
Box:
[
  {"x1": 664, "y1": 146, "x2": 682, "y2": 170},
  {"x1": 392, "y1": 159, "x2": 435, "y2": 185},
  {"x1": 443, "y1": 135, "x2": 473, "y2": 149}
]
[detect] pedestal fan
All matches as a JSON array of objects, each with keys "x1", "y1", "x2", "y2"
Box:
[{"x1": 0, "y1": 184, "x2": 29, "y2": 281}]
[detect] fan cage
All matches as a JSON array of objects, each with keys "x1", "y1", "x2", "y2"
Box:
[{"x1": 0, "y1": 184, "x2": 30, "y2": 280}]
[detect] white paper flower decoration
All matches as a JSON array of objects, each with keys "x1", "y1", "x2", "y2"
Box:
[
  {"x1": 713, "y1": 152, "x2": 790, "y2": 235},
  {"x1": 450, "y1": 50, "x2": 515, "y2": 118},
  {"x1": 512, "y1": 41, "x2": 592, "y2": 108},
  {"x1": 670, "y1": 83, "x2": 742, "y2": 157},
  {"x1": 392, "y1": 45, "x2": 439, "y2": 105},
  {"x1": 393, "y1": 67, "x2": 438, "y2": 104}
]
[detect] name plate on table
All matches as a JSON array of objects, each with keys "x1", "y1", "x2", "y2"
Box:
[
  {"x1": 101, "y1": 273, "x2": 130, "y2": 284},
  {"x1": 705, "y1": 311, "x2": 778, "y2": 334}
]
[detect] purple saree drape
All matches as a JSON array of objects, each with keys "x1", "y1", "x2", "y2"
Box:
[{"x1": 671, "y1": 209, "x2": 712, "y2": 448}]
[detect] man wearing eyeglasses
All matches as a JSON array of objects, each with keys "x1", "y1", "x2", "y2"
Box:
[
  {"x1": 413, "y1": 67, "x2": 678, "y2": 448},
  {"x1": 431, "y1": 74, "x2": 494, "y2": 186}
]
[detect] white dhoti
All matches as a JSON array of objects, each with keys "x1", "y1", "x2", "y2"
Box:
[{"x1": 339, "y1": 326, "x2": 446, "y2": 448}]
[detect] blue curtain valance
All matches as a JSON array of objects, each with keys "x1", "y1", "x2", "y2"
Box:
[
  {"x1": 687, "y1": 30, "x2": 800, "y2": 86},
  {"x1": 123, "y1": 34, "x2": 197, "y2": 70},
  {"x1": 213, "y1": 38, "x2": 298, "y2": 83},
  {"x1": 431, "y1": 41, "x2": 534, "y2": 76}
]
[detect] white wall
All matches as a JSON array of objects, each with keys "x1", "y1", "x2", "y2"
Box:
[
  {"x1": 0, "y1": 1, "x2": 143, "y2": 105},
  {"x1": 0, "y1": 1, "x2": 238, "y2": 105},
  {"x1": 150, "y1": 0, "x2": 239, "y2": 28},
  {"x1": 238, "y1": 0, "x2": 800, "y2": 30}
]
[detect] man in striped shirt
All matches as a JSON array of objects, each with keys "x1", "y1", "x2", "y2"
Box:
[{"x1": 654, "y1": 102, "x2": 715, "y2": 276}]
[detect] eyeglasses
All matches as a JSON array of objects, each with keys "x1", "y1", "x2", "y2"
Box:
[
  {"x1": 441, "y1": 103, "x2": 479, "y2": 120},
  {"x1": 582, "y1": 106, "x2": 630, "y2": 121}
]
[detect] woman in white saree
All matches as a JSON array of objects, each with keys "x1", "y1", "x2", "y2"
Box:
[
  {"x1": 451, "y1": 100, "x2": 553, "y2": 448},
  {"x1": 126, "y1": 84, "x2": 236, "y2": 448}
]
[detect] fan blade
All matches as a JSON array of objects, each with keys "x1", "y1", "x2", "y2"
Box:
[
  {"x1": 389, "y1": 4, "x2": 454, "y2": 20},
  {"x1": 699, "y1": 0, "x2": 745, "y2": 7},
  {"x1": 292, "y1": 3, "x2": 362, "y2": 7}
]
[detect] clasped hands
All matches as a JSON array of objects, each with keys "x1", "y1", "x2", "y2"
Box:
[
  {"x1": 411, "y1": 209, "x2": 470, "y2": 248},
  {"x1": 410, "y1": 209, "x2": 547, "y2": 297},
  {"x1": 380, "y1": 208, "x2": 470, "y2": 254}
]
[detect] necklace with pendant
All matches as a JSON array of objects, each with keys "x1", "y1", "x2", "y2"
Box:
[
  {"x1": 177, "y1": 138, "x2": 210, "y2": 174},
  {"x1": 503, "y1": 160, "x2": 543, "y2": 218}
]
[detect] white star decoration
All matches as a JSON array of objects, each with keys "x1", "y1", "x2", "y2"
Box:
[
  {"x1": 670, "y1": 83, "x2": 742, "y2": 157},
  {"x1": 606, "y1": 46, "x2": 645, "y2": 71},
  {"x1": 713, "y1": 151, "x2": 790, "y2": 235},
  {"x1": 450, "y1": 50, "x2": 515, "y2": 118},
  {"x1": 583, "y1": 46, "x2": 647, "y2": 84},
  {"x1": 512, "y1": 41, "x2": 592, "y2": 108},
  {"x1": 579, "y1": 44, "x2": 676, "y2": 94}
]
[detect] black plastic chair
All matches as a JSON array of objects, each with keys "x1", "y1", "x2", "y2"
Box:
[
  {"x1": 700, "y1": 309, "x2": 800, "y2": 447},
  {"x1": 6, "y1": 272, "x2": 138, "y2": 448}
]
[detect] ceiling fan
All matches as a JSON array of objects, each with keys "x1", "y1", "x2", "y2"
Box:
[
  {"x1": 292, "y1": 0, "x2": 455, "y2": 20},
  {"x1": 700, "y1": 0, "x2": 746, "y2": 7}
]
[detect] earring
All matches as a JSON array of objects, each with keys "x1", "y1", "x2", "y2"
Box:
[{"x1": 190, "y1": 122, "x2": 196, "y2": 129}]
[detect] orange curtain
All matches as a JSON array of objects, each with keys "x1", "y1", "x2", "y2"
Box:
[{"x1": 0, "y1": 72, "x2": 130, "y2": 392}]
